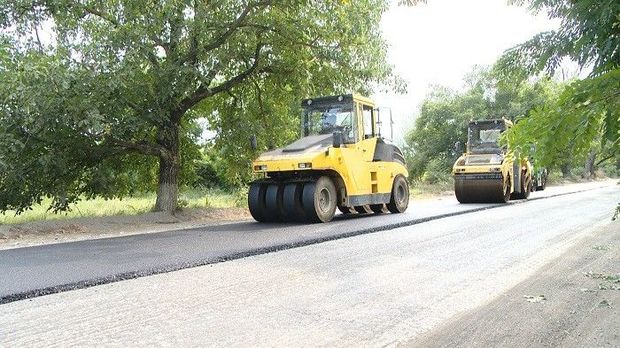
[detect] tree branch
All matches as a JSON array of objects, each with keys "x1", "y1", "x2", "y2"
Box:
[
  {"x1": 106, "y1": 137, "x2": 164, "y2": 157},
  {"x1": 172, "y1": 42, "x2": 265, "y2": 122},
  {"x1": 81, "y1": 5, "x2": 119, "y2": 26},
  {"x1": 202, "y1": 0, "x2": 272, "y2": 52}
]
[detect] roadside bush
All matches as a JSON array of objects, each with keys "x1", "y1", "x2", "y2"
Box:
[
  {"x1": 193, "y1": 159, "x2": 223, "y2": 188},
  {"x1": 600, "y1": 161, "x2": 619, "y2": 178},
  {"x1": 421, "y1": 157, "x2": 452, "y2": 184}
]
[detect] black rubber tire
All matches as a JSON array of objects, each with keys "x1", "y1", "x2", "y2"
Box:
[
  {"x1": 387, "y1": 176, "x2": 409, "y2": 213},
  {"x1": 282, "y1": 183, "x2": 305, "y2": 222},
  {"x1": 354, "y1": 205, "x2": 372, "y2": 214},
  {"x1": 512, "y1": 173, "x2": 531, "y2": 200},
  {"x1": 264, "y1": 184, "x2": 283, "y2": 222},
  {"x1": 537, "y1": 175, "x2": 546, "y2": 191},
  {"x1": 302, "y1": 176, "x2": 337, "y2": 223},
  {"x1": 370, "y1": 204, "x2": 386, "y2": 214},
  {"x1": 523, "y1": 178, "x2": 532, "y2": 199},
  {"x1": 248, "y1": 183, "x2": 267, "y2": 222},
  {"x1": 501, "y1": 177, "x2": 511, "y2": 203},
  {"x1": 338, "y1": 205, "x2": 355, "y2": 214}
]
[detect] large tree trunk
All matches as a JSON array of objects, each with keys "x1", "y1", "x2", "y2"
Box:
[
  {"x1": 583, "y1": 149, "x2": 597, "y2": 179},
  {"x1": 560, "y1": 163, "x2": 571, "y2": 177},
  {"x1": 155, "y1": 125, "x2": 180, "y2": 213}
]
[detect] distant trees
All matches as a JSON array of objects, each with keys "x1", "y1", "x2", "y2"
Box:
[
  {"x1": 0, "y1": 0, "x2": 402, "y2": 214},
  {"x1": 405, "y1": 67, "x2": 560, "y2": 182}
]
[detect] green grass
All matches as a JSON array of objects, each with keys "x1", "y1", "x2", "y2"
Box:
[
  {"x1": 0, "y1": 188, "x2": 244, "y2": 225},
  {"x1": 409, "y1": 179, "x2": 453, "y2": 199}
]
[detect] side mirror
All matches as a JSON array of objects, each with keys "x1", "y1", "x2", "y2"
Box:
[
  {"x1": 333, "y1": 131, "x2": 343, "y2": 148},
  {"x1": 454, "y1": 141, "x2": 463, "y2": 153},
  {"x1": 250, "y1": 134, "x2": 257, "y2": 150}
]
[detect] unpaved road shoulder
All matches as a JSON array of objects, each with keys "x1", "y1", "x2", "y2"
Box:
[{"x1": 409, "y1": 222, "x2": 620, "y2": 348}]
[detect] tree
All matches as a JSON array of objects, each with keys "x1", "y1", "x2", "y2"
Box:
[
  {"x1": 0, "y1": 0, "x2": 402, "y2": 214},
  {"x1": 497, "y1": 0, "x2": 620, "y2": 168}
]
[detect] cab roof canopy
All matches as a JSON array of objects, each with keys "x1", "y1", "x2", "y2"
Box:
[
  {"x1": 469, "y1": 119, "x2": 513, "y2": 128},
  {"x1": 301, "y1": 94, "x2": 375, "y2": 107}
]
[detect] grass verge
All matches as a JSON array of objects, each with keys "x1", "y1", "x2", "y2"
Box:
[{"x1": 0, "y1": 188, "x2": 246, "y2": 225}]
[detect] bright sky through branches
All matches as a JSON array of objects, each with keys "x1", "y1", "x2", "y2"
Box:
[{"x1": 375, "y1": 0, "x2": 559, "y2": 143}]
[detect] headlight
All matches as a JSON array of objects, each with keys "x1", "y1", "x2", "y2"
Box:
[
  {"x1": 456, "y1": 158, "x2": 466, "y2": 166},
  {"x1": 254, "y1": 165, "x2": 267, "y2": 171},
  {"x1": 298, "y1": 162, "x2": 312, "y2": 169}
]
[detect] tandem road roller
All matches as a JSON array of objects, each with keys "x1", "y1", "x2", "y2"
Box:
[
  {"x1": 248, "y1": 94, "x2": 409, "y2": 223},
  {"x1": 452, "y1": 119, "x2": 532, "y2": 203}
]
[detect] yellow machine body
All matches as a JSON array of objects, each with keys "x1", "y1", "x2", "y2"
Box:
[
  {"x1": 253, "y1": 137, "x2": 406, "y2": 201},
  {"x1": 452, "y1": 119, "x2": 532, "y2": 203},
  {"x1": 249, "y1": 94, "x2": 409, "y2": 223}
]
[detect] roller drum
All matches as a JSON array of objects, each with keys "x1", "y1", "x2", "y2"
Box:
[{"x1": 454, "y1": 174, "x2": 507, "y2": 203}]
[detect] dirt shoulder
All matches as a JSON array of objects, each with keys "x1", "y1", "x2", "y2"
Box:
[
  {"x1": 0, "y1": 207, "x2": 251, "y2": 250},
  {"x1": 408, "y1": 221, "x2": 620, "y2": 348}
]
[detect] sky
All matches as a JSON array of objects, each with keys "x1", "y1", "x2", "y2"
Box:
[{"x1": 374, "y1": 0, "x2": 560, "y2": 143}]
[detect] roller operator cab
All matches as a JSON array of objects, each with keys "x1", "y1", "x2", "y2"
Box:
[
  {"x1": 452, "y1": 119, "x2": 533, "y2": 203},
  {"x1": 249, "y1": 94, "x2": 409, "y2": 223}
]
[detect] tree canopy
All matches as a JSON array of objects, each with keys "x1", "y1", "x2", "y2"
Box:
[
  {"x1": 0, "y1": 0, "x2": 402, "y2": 214},
  {"x1": 497, "y1": 0, "x2": 620, "y2": 168}
]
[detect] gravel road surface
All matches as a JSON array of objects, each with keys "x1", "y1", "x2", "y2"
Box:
[{"x1": 0, "y1": 182, "x2": 617, "y2": 346}]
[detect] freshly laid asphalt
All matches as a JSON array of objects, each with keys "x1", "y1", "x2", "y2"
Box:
[{"x1": 0, "y1": 182, "x2": 612, "y2": 304}]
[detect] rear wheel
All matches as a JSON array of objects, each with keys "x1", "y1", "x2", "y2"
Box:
[
  {"x1": 512, "y1": 173, "x2": 531, "y2": 200},
  {"x1": 387, "y1": 176, "x2": 409, "y2": 213},
  {"x1": 501, "y1": 177, "x2": 511, "y2": 203},
  {"x1": 302, "y1": 176, "x2": 337, "y2": 223},
  {"x1": 248, "y1": 183, "x2": 267, "y2": 222},
  {"x1": 537, "y1": 173, "x2": 547, "y2": 191}
]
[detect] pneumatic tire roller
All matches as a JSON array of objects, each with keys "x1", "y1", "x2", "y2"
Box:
[{"x1": 248, "y1": 94, "x2": 410, "y2": 223}]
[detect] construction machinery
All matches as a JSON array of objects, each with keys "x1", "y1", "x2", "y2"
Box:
[
  {"x1": 532, "y1": 167, "x2": 548, "y2": 191},
  {"x1": 248, "y1": 94, "x2": 409, "y2": 223},
  {"x1": 452, "y1": 119, "x2": 532, "y2": 203}
]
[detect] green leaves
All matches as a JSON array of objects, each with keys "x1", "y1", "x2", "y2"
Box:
[
  {"x1": 501, "y1": 0, "x2": 620, "y2": 77},
  {"x1": 506, "y1": 69, "x2": 620, "y2": 167},
  {"x1": 0, "y1": 0, "x2": 401, "y2": 213},
  {"x1": 498, "y1": 0, "x2": 620, "y2": 171}
]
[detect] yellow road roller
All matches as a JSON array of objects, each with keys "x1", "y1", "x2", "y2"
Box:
[
  {"x1": 248, "y1": 94, "x2": 409, "y2": 223},
  {"x1": 452, "y1": 119, "x2": 532, "y2": 203}
]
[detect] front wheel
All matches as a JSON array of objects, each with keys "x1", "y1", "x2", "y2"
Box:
[
  {"x1": 303, "y1": 176, "x2": 337, "y2": 223},
  {"x1": 387, "y1": 176, "x2": 409, "y2": 213}
]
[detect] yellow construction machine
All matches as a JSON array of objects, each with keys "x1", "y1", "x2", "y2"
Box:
[
  {"x1": 452, "y1": 119, "x2": 532, "y2": 203},
  {"x1": 248, "y1": 94, "x2": 409, "y2": 223}
]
